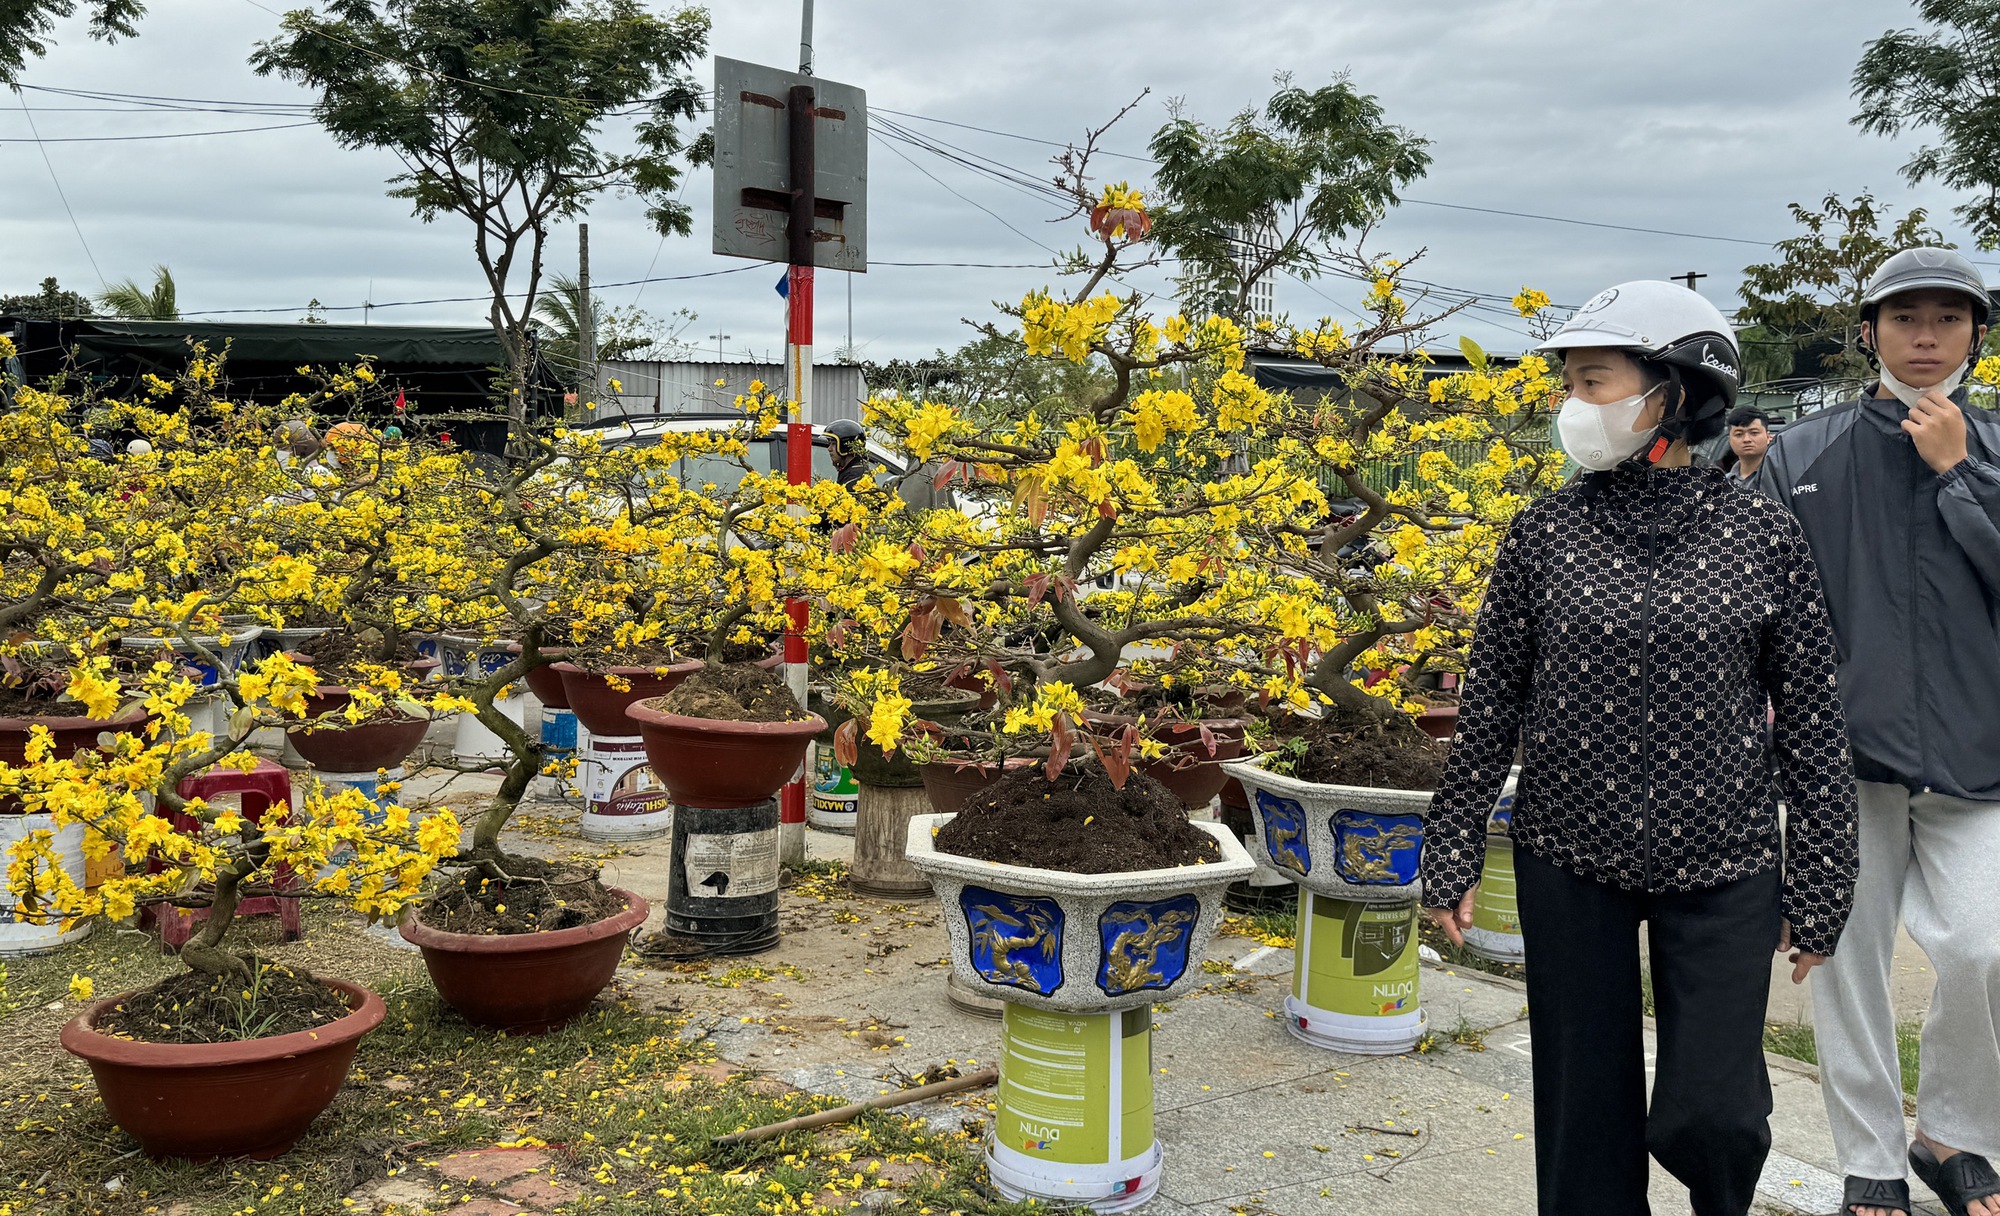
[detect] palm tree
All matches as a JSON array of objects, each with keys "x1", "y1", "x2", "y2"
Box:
[{"x1": 97, "y1": 265, "x2": 179, "y2": 320}]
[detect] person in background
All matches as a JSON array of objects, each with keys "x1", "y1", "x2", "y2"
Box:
[
  {"x1": 1424, "y1": 280, "x2": 1858, "y2": 1216},
  {"x1": 1755, "y1": 247, "x2": 2000, "y2": 1216},
  {"x1": 1726, "y1": 406, "x2": 1775, "y2": 485}
]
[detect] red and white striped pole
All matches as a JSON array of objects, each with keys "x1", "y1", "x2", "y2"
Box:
[{"x1": 778, "y1": 71, "x2": 817, "y2": 868}]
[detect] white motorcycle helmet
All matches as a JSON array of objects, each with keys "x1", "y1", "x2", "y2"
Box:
[{"x1": 1538, "y1": 281, "x2": 1742, "y2": 469}]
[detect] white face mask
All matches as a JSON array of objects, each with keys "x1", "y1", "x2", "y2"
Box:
[
  {"x1": 1556, "y1": 384, "x2": 1661, "y2": 472},
  {"x1": 1879, "y1": 357, "x2": 1969, "y2": 408}
]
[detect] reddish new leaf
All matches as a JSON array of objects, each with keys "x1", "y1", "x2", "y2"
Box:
[
  {"x1": 1024, "y1": 572, "x2": 1052, "y2": 610},
  {"x1": 833, "y1": 718, "x2": 859, "y2": 768},
  {"x1": 984, "y1": 659, "x2": 1015, "y2": 697},
  {"x1": 1046, "y1": 712, "x2": 1075, "y2": 781},
  {"x1": 829, "y1": 522, "x2": 859, "y2": 554},
  {"x1": 1198, "y1": 723, "x2": 1218, "y2": 758},
  {"x1": 935, "y1": 596, "x2": 972, "y2": 629}
]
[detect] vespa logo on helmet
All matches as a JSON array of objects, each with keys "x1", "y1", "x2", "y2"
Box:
[
  {"x1": 1700, "y1": 347, "x2": 1740, "y2": 383},
  {"x1": 1577, "y1": 287, "x2": 1619, "y2": 315}
]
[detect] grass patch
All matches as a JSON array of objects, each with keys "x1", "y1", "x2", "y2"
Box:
[
  {"x1": 1218, "y1": 911, "x2": 1295, "y2": 949},
  {"x1": 1762, "y1": 1020, "x2": 1923, "y2": 1094},
  {"x1": 0, "y1": 905, "x2": 1032, "y2": 1216}
]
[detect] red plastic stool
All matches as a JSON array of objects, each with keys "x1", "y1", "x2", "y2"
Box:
[{"x1": 147, "y1": 759, "x2": 301, "y2": 951}]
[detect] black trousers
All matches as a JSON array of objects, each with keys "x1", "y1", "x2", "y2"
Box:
[{"x1": 1515, "y1": 847, "x2": 1781, "y2": 1216}]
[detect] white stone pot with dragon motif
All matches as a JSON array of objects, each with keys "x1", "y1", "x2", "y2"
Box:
[
  {"x1": 1220, "y1": 756, "x2": 1431, "y2": 904},
  {"x1": 904, "y1": 813, "x2": 1254, "y2": 1014}
]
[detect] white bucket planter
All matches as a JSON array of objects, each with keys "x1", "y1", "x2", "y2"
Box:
[
  {"x1": 906, "y1": 813, "x2": 1250, "y2": 1212},
  {"x1": 453, "y1": 688, "x2": 531, "y2": 766},
  {"x1": 119, "y1": 626, "x2": 264, "y2": 687},
  {"x1": 1221, "y1": 756, "x2": 1431, "y2": 904},
  {"x1": 0, "y1": 815, "x2": 92, "y2": 956}
]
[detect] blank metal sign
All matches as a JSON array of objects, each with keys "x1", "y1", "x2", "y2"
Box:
[{"x1": 711, "y1": 56, "x2": 867, "y2": 272}]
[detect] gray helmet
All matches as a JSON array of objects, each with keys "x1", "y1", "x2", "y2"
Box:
[{"x1": 1861, "y1": 247, "x2": 1992, "y2": 327}]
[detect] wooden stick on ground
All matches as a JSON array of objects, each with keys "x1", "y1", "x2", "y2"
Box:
[{"x1": 711, "y1": 1067, "x2": 1000, "y2": 1147}]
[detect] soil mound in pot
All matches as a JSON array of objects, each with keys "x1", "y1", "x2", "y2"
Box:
[
  {"x1": 418, "y1": 854, "x2": 629, "y2": 936},
  {"x1": 97, "y1": 961, "x2": 352, "y2": 1045},
  {"x1": 0, "y1": 684, "x2": 93, "y2": 718},
  {"x1": 296, "y1": 630, "x2": 417, "y2": 683},
  {"x1": 656, "y1": 663, "x2": 806, "y2": 723},
  {"x1": 933, "y1": 761, "x2": 1221, "y2": 873},
  {"x1": 1283, "y1": 707, "x2": 1446, "y2": 790}
]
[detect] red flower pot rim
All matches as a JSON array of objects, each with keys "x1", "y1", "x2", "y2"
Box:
[
  {"x1": 399, "y1": 887, "x2": 648, "y2": 955},
  {"x1": 0, "y1": 703, "x2": 151, "y2": 736},
  {"x1": 623, "y1": 700, "x2": 826, "y2": 738},
  {"x1": 549, "y1": 658, "x2": 704, "y2": 680},
  {"x1": 60, "y1": 977, "x2": 385, "y2": 1067}
]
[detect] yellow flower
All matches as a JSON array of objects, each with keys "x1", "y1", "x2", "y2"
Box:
[{"x1": 68, "y1": 974, "x2": 93, "y2": 1001}]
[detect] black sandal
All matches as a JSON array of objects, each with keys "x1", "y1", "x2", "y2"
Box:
[
  {"x1": 1910, "y1": 1142, "x2": 2000, "y2": 1216},
  {"x1": 1844, "y1": 1175, "x2": 1911, "y2": 1216}
]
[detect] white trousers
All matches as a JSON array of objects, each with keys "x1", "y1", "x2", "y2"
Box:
[{"x1": 1812, "y1": 780, "x2": 2000, "y2": 1179}]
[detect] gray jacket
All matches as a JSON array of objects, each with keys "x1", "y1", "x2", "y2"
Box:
[{"x1": 1754, "y1": 387, "x2": 2000, "y2": 801}]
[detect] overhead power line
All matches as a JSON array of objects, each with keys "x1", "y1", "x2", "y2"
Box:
[{"x1": 0, "y1": 121, "x2": 317, "y2": 143}]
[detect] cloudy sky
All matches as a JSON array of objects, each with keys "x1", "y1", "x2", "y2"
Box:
[{"x1": 3, "y1": 0, "x2": 1988, "y2": 361}]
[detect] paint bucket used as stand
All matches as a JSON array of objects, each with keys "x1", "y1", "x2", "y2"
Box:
[
  {"x1": 536, "y1": 706, "x2": 581, "y2": 800},
  {"x1": 454, "y1": 688, "x2": 531, "y2": 766},
  {"x1": 1463, "y1": 834, "x2": 1524, "y2": 964},
  {"x1": 808, "y1": 739, "x2": 858, "y2": 834},
  {"x1": 666, "y1": 798, "x2": 780, "y2": 955},
  {"x1": 578, "y1": 733, "x2": 672, "y2": 842},
  {"x1": 986, "y1": 1004, "x2": 1162, "y2": 1213},
  {"x1": 306, "y1": 768, "x2": 404, "y2": 878},
  {"x1": 1284, "y1": 891, "x2": 1425, "y2": 1054},
  {"x1": 0, "y1": 815, "x2": 92, "y2": 956}
]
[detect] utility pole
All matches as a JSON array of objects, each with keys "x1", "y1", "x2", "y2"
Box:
[
  {"x1": 778, "y1": 0, "x2": 817, "y2": 866},
  {"x1": 1672, "y1": 270, "x2": 1707, "y2": 292},
  {"x1": 578, "y1": 223, "x2": 596, "y2": 410},
  {"x1": 708, "y1": 332, "x2": 731, "y2": 361}
]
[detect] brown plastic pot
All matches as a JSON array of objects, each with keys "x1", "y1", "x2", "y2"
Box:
[
  {"x1": 624, "y1": 700, "x2": 825, "y2": 808},
  {"x1": 554, "y1": 660, "x2": 704, "y2": 737},
  {"x1": 1081, "y1": 710, "x2": 1250, "y2": 810},
  {"x1": 506, "y1": 643, "x2": 572, "y2": 708},
  {"x1": 918, "y1": 757, "x2": 1036, "y2": 815},
  {"x1": 60, "y1": 978, "x2": 384, "y2": 1160},
  {"x1": 284, "y1": 660, "x2": 438, "y2": 773},
  {"x1": 1416, "y1": 705, "x2": 1460, "y2": 740},
  {"x1": 400, "y1": 889, "x2": 649, "y2": 1033},
  {"x1": 0, "y1": 704, "x2": 150, "y2": 766}
]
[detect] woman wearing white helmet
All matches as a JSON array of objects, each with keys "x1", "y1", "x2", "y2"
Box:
[{"x1": 1420, "y1": 280, "x2": 1859, "y2": 1216}]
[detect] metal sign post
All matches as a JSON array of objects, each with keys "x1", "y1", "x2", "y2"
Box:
[{"x1": 713, "y1": 50, "x2": 865, "y2": 867}]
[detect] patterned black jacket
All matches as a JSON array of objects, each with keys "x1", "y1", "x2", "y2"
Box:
[{"x1": 1419, "y1": 465, "x2": 1859, "y2": 955}]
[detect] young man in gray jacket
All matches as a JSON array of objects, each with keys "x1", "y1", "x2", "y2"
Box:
[{"x1": 1756, "y1": 247, "x2": 2000, "y2": 1216}]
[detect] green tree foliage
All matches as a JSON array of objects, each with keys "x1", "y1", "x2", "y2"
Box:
[
  {"x1": 251, "y1": 0, "x2": 712, "y2": 421},
  {"x1": 0, "y1": 277, "x2": 96, "y2": 319},
  {"x1": 1736, "y1": 192, "x2": 1947, "y2": 393},
  {"x1": 96, "y1": 264, "x2": 178, "y2": 320},
  {"x1": 864, "y1": 329, "x2": 1114, "y2": 434},
  {"x1": 1146, "y1": 74, "x2": 1431, "y2": 320},
  {"x1": 0, "y1": 0, "x2": 142, "y2": 84},
  {"x1": 1853, "y1": 0, "x2": 2000, "y2": 249}
]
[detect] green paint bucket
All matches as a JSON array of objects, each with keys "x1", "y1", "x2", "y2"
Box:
[
  {"x1": 987, "y1": 1004, "x2": 1162, "y2": 1212},
  {"x1": 809, "y1": 739, "x2": 858, "y2": 833},
  {"x1": 1285, "y1": 891, "x2": 1425, "y2": 1054},
  {"x1": 1463, "y1": 833, "x2": 1524, "y2": 964}
]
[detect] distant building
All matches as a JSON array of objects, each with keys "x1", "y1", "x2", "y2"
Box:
[
  {"x1": 592, "y1": 360, "x2": 868, "y2": 426},
  {"x1": 1176, "y1": 221, "x2": 1280, "y2": 321}
]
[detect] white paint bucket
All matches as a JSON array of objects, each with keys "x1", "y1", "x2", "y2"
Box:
[
  {"x1": 578, "y1": 733, "x2": 671, "y2": 841},
  {"x1": 0, "y1": 815, "x2": 92, "y2": 956}
]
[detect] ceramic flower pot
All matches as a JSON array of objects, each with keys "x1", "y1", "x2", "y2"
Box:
[
  {"x1": 1220, "y1": 756, "x2": 1431, "y2": 904},
  {"x1": 903, "y1": 813, "x2": 1253, "y2": 1013},
  {"x1": 623, "y1": 701, "x2": 825, "y2": 809},
  {"x1": 400, "y1": 889, "x2": 649, "y2": 1033},
  {"x1": 60, "y1": 978, "x2": 385, "y2": 1160}
]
